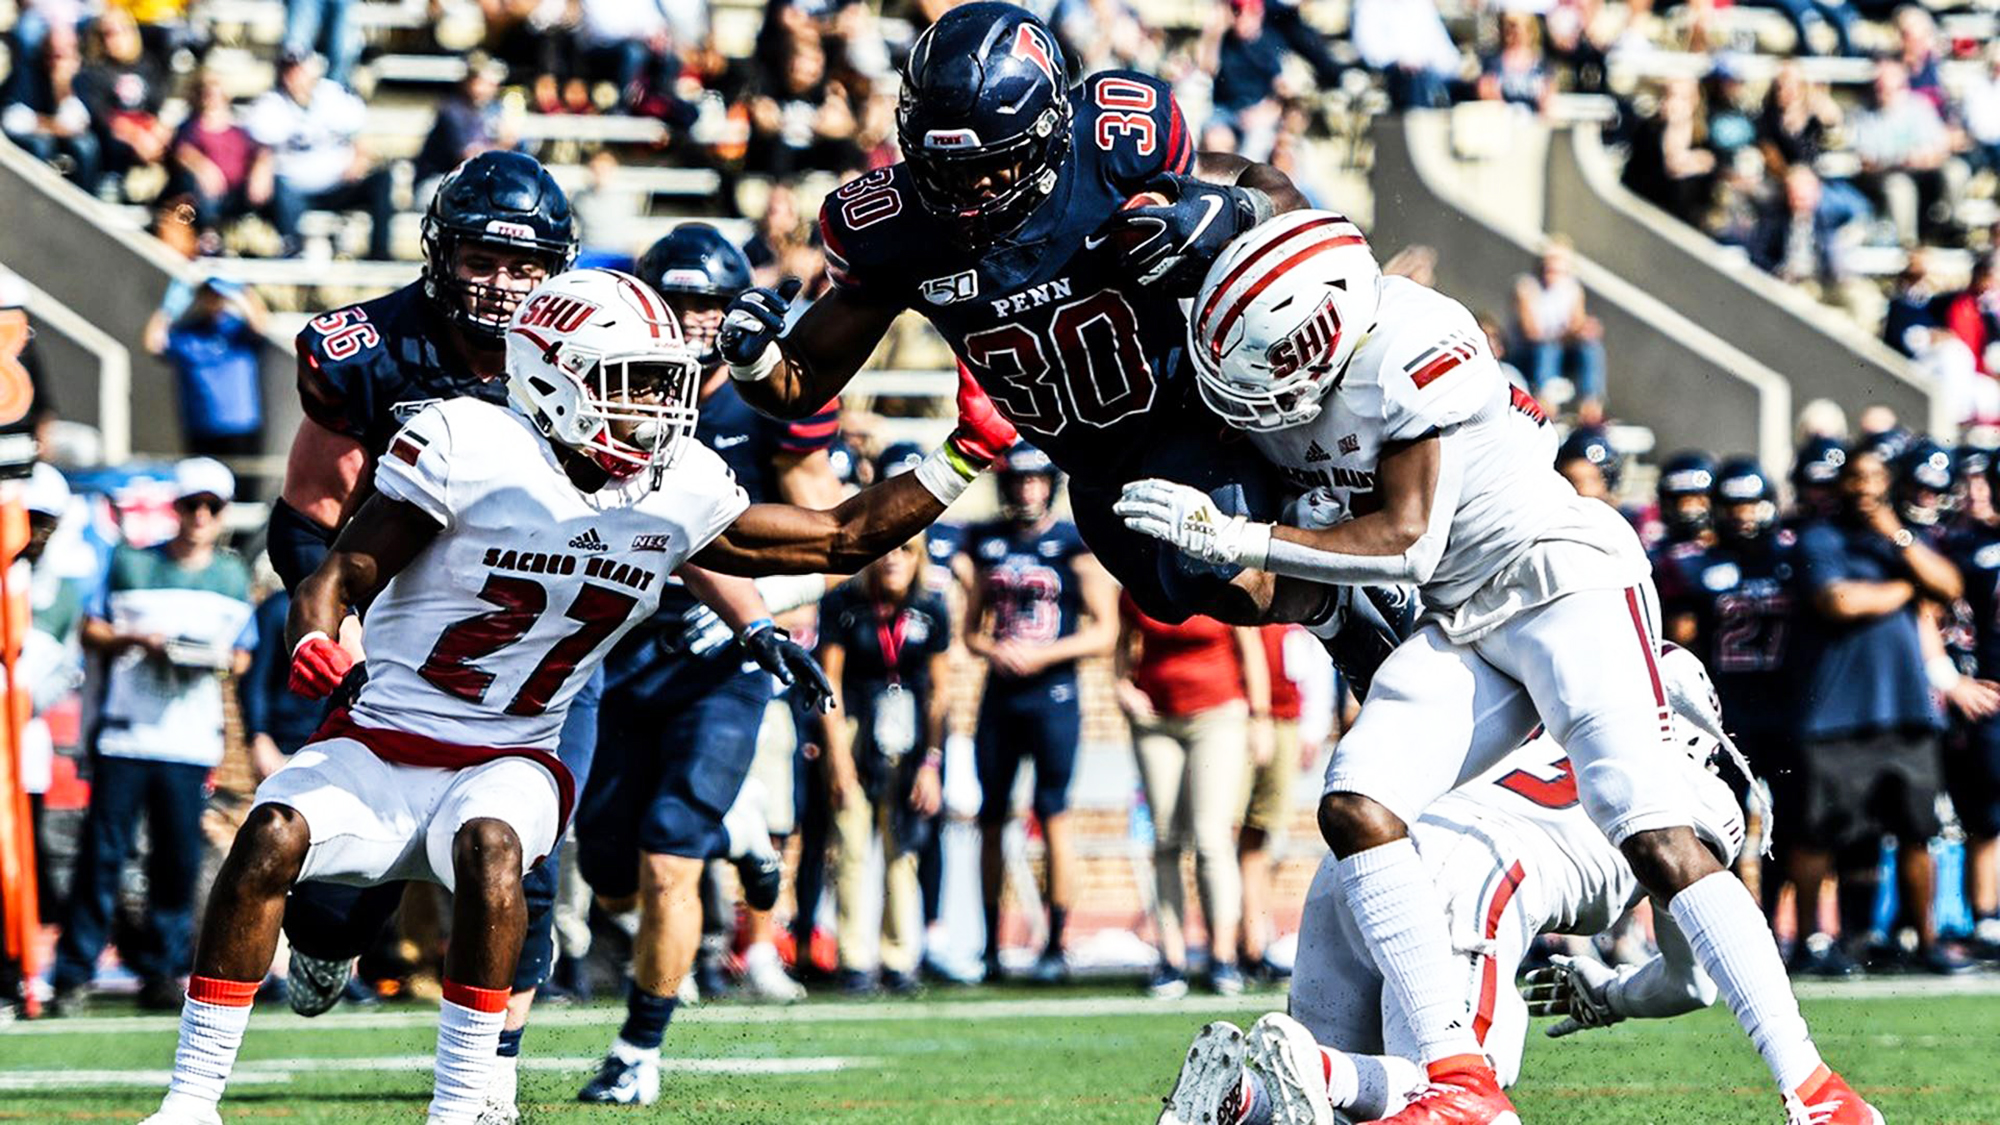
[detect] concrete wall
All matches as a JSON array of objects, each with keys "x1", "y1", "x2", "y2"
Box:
[
  {"x1": 0, "y1": 141, "x2": 299, "y2": 464},
  {"x1": 1374, "y1": 112, "x2": 1795, "y2": 473},
  {"x1": 1545, "y1": 123, "x2": 1946, "y2": 437}
]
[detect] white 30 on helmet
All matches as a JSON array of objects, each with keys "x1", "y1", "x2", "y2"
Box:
[
  {"x1": 505, "y1": 268, "x2": 700, "y2": 487},
  {"x1": 1189, "y1": 210, "x2": 1381, "y2": 432}
]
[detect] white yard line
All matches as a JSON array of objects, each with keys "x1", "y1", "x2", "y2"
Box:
[
  {"x1": 0, "y1": 1055, "x2": 861, "y2": 1091},
  {"x1": 4, "y1": 977, "x2": 1996, "y2": 1039}
]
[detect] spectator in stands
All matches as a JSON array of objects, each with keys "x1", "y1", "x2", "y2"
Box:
[
  {"x1": 1200, "y1": 0, "x2": 1288, "y2": 161},
  {"x1": 570, "y1": 150, "x2": 642, "y2": 262},
  {"x1": 1849, "y1": 60, "x2": 1953, "y2": 246},
  {"x1": 117, "y1": 0, "x2": 208, "y2": 72},
  {"x1": 578, "y1": 0, "x2": 676, "y2": 101},
  {"x1": 1758, "y1": 61, "x2": 1841, "y2": 171},
  {"x1": 1476, "y1": 11, "x2": 1551, "y2": 114},
  {"x1": 75, "y1": 10, "x2": 170, "y2": 196},
  {"x1": 1622, "y1": 78, "x2": 1717, "y2": 226},
  {"x1": 1749, "y1": 164, "x2": 1861, "y2": 295},
  {"x1": 1543, "y1": 0, "x2": 1615, "y2": 97},
  {"x1": 744, "y1": 181, "x2": 805, "y2": 286},
  {"x1": 282, "y1": 0, "x2": 357, "y2": 86},
  {"x1": 1882, "y1": 248, "x2": 1943, "y2": 357},
  {"x1": 49, "y1": 458, "x2": 255, "y2": 1014},
  {"x1": 1478, "y1": 310, "x2": 1529, "y2": 390},
  {"x1": 1941, "y1": 252, "x2": 2000, "y2": 376},
  {"x1": 414, "y1": 54, "x2": 518, "y2": 200},
  {"x1": 745, "y1": 40, "x2": 861, "y2": 178},
  {"x1": 1743, "y1": 0, "x2": 1858, "y2": 56},
  {"x1": 169, "y1": 69, "x2": 276, "y2": 256},
  {"x1": 1051, "y1": 0, "x2": 1159, "y2": 77},
  {"x1": 246, "y1": 50, "x2": 396, "y2": 260},
  {"x1": 2, "y1": 20, "x2": 101, "y2": 190},
  {"x1": 144, "y1": 277, "x2": 267, "y2": 465},
  {"x1": 1349, "y1": 0, "x2": 1458, "y2": 110},
  {"x1": 1116, "y1": 597, "x2": 1270, "y2": 998},
  {"x1": 1702, "y1": 57, "x2": 1758, "y2": 163},
  {"x1": 1513, "y1": 235, "x2": 1606, "y2": 420},
  {"x1": 1788, "y1": 447, "x2": 1968, "y2": 975},
  {"x1": 1893, "y1": 5, "x2": 1946, "y2": 111},
  {"x1": 1962, "y1": 44, "x2": 2000, "y2": 178}
]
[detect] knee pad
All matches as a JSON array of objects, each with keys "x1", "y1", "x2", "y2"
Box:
[{"x1": 1577, "y1": 758, "x2": 1695, "y2": 847}]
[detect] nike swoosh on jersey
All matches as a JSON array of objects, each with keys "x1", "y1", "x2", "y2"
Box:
[{"x1": 714, "y1": 434, "x2": 750, "y2": 448}]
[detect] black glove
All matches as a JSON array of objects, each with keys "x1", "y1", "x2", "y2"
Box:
[
  {"x1": 741, "y1": 619, "x2": 834, "y2": 712},
  {"x1": 718, "y1": 277, "x2": 804, "y2": 371},
  {"x1": 1092, "y1": 173, "x2": 1273, "y2": 295}
]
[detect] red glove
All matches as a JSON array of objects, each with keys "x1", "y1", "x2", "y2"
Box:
[
  {"x1": 947, "y1": 363, "x2": 1019, "y2": 467},
  {"x1": 289, "y1": 632, "x2": 354, "y2": 699}
]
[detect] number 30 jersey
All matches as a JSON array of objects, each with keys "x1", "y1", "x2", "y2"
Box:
[
  {"x1": 353, "y1": 398, "x2": 749, "y2": 752},
  {"x1": 819, "y1": 70, "x2": 1194, "y2": 480}
]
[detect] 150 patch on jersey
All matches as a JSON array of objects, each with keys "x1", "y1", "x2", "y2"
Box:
[{"x1": 921, "y1": 270, "x2": 980, "y2": 305}]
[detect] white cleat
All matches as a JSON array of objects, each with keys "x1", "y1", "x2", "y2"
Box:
[
  {"x1": 740, "y1": 943, "x2": 806, "y2": 1004},
  {"x1": 1246, "y1": 1013, "x2": 1335, "y2": 1125},
  {"x1": 138, "y1": 1103, "x2": 223, "y2": 1125},
  {"x1": 1159, "y1": 1020, "x2": 1246, "y2": 1125}
]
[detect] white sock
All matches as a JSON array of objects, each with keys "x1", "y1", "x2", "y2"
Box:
[
  {"x1": 1668, "y1": 871, "x2": 1823, "y2": 1092},
  {"x1": 1348, "y1": 1054, "x2": 1427, "y2": 1120},
  {"x1": 1338, "y1": 839, "x2": 1484, "y2": 1065},
  {"x1": 428, "y1": 991, "x2": 507, "y2": 1124},
  {"x1": 486, "y1": 1053, "x2": 518, "y2": 1105},
  {"x1": 744, "y1": 941, "x2": 782, "y2": 971},
  {"x1": 611, "y1": 1035, "x2": 662, "y2": 1065},
  {"x1": 161, "y1": 987, "x2": 254, "y2": 1116},
  {"x1": 1321, "y1": 1047, "x2": 1359, "y2": 1110}
]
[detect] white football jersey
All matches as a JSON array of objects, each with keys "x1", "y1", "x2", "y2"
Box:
[
  {"x1": 352, "y1": 398, "x2": 749, "y2": 752},
  {"x1": 1248, "y1": 277, "x2": 1615, "y2": 613},
  {"x1": 1419, "y1": 733, "x2": 1744, "y2": 941}
]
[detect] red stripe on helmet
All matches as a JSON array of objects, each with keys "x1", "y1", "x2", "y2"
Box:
[
  {"x1": 1195, "y1": 216, "x2": 1351, "y2": 343},
  {"x1": 616, "y1": 275, "x2": 663, "y2": 339},
  {"x1": 1204, "y1": 234, "x2": 1368, "y2": 361}
]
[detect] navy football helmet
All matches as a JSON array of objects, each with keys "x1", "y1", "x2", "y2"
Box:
[
  {"x1": 876, "y1": 441, "x2": 928, "y2": 481},
  {"x1": 898, "y1": 3, "x2": 1072, "y2": 246},
  {"x1": 1656, "y1": 450, "x2": 1716, "y2": 540},
  {"x1": 1893, "y1": 437, "x2": 1956, "y2": 526},
  {"x1": 635, "y1": 223, "x2": 754, "y2": 363},
  {"x1": 1711, "y1": 456, "x2": 1777, "y2": 545},
  {"x1": 422, "y1": 151, "x2": 578, "y2": 343},
  {"x1": 996, "y1": 441, "x2": 1062, "y2": 522},
  {"x1": 1556, "y1": 426, "x2": 1622, "y2": 494}
]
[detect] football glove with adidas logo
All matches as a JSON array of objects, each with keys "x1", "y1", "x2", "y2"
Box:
[{"x1": 1114, "y1": 478, "x2": 1271, "y2": 570}]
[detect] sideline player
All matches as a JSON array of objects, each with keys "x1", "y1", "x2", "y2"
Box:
[
  {"x1": 1115, "y1": 212, "x2": 1878, "y2": 1123},
  {"x1": 959, "y1": 443, "x2": 1118, "y2": 982},
  {"x1": 714, "y1": 1, "x2": 1310, "y2": 624},
  {"x1": 137, "y1": 268, "x2": 1018, "y2": 1125},
  {"x1": 1159, "y1": 647, "x2": 1746, "y2": 1125}
]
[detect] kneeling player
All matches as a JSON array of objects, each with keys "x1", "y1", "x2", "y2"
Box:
[
  {"x1": 138, "y1": 268, "x2": 1016, "y2": 1125},
  {"x1": 1159, "y1": 647, "x2": 1744, "y2": 1125}
]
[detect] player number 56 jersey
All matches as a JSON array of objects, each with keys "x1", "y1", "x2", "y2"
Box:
[{"x1": 354, "y1": 398, "x2": 749, "y2": 750}]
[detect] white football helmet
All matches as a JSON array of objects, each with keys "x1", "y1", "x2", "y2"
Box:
[
  {"x1": 1189, "y1": 210, "x2": 1381, "y2": 432},
  {"x1": 505, "y1": 268, "x2": 700, "y2": 487}
]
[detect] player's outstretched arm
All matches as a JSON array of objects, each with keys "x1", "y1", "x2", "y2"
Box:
[
  {"x1": 1117, "y1": 433, "x2": 1458, "y2": 586},
  {"x1": 284, "y1": 493, "x2": 443, "y2": 697},
  {"x1": 1193, "y1": 151, "x2": 1308, "y2": 215},
  {"x1": 721, "y1": 281, "x2": 903, "y2": 422},
  {"x1": 694, "y1": 367, "x2": 1018, "y2": 577}
]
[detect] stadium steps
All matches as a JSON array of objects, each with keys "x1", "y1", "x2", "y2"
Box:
[
  {"x1": 1543, "y1": 120, "x2": 1948, "y2": 439},
  {"x1": 1371, "y1": 108, "x2": 1796, "y2": 472}
]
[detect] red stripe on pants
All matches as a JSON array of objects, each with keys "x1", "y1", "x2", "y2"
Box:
[{"x1": 1471, "y1": 861, "x2": 1527, "y2": 1044}]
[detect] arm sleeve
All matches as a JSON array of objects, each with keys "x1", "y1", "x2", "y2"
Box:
[
  {"x1": 372, "y1": 404, "x2": 458, "y2": 530},
  {"x1": 1261, "y1": 424, "x2": 1465, "y2": 587},
  {"x1": 774, "y1": 398, "x2": 841, "y2": 455},
  {"x1": 1608, "y1": 899, "x2": 1718, "y2": 1020}
]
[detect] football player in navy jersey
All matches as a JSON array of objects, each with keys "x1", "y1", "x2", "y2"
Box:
[
  {"x1": 958, "y1": 443, "x2": 1119, "y2": 982},
  {"x1": 1654, "y1": 450, "x2": 1716, "y2": 549},
  {"x1": 1945, "y1": 454, "x2": 2000, "y2": 960},
  {"x1": 714, "y1": 1, "x2": 1310, "y2": 626},
  {"x1": 570, "y1": 225, "x2": 847, "y2": 1105},
  {"x1": 1788, "y1": 436, "x2": 1846, "y2": 528}
]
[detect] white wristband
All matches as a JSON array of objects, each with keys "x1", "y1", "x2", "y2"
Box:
[
  {"x1": 913, "y1": 447, "x2": 976, "y2": 506},
  {"x1": 291, "y1": 630, "x2": 331, "y2": 659},
  {"x1": 728, "y1": 344, "x2": 782, "y2": 384},
  {"x1": 1927, "y1": 654, "x2": 1962, "y2": 692},
  {"x1": 1235, "y1": 520, "x2": 1273, "y2": 571},
  {"x1": 754, "y1": 573, "x2": 831, "y2": 615}
]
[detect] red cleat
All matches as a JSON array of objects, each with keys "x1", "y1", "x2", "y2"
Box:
[
  {"x1": 1785, "y1": 1067, "x2": 1884, "y2": 1125},
  {"x1": 1362, "y1": 1055, "x2": 1520, "y2": 1125}
]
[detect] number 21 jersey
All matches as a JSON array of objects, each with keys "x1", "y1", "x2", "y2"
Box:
[
  {"x1": 355, "y1": 398, "x2": 749, "y2": 751},
  {"x1": 819, "y1": 70, "x2": 1194, "y2": 481}
]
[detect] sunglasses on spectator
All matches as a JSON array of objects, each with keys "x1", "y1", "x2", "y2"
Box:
[{"x1": 175, "y1": 495, "x2": 226, "y2": 514}]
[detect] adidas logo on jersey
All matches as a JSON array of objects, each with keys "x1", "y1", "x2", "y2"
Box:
[
  {"x1": 1305, "y1": 440, "x2": 1333, "y2": 463},
  {"x1": 569, "y1": 528, "x2": 609, "y2": 552}
]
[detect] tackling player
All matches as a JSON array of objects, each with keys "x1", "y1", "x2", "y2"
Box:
[
  {"x1": 1158, "y1": 647, "x2": 1746, "y2": 1125},
  {"x1": 1115, "y1": 212, "x2": 1878, "y2": 1123},
  {"x1": 713, "y1": 1, "x2": 1309, "y2": 624},
  {"x1": 137, "y1": 268, "x2": 1018, "y2": 1125},
  {"x1": 958, "y1": 444, "x2": 1118, "y2": 982}
]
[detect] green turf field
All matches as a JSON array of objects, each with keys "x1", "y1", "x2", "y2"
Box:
[{"x1": 4, "y1": 980, "x2": 1998, "y2": 1123}]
